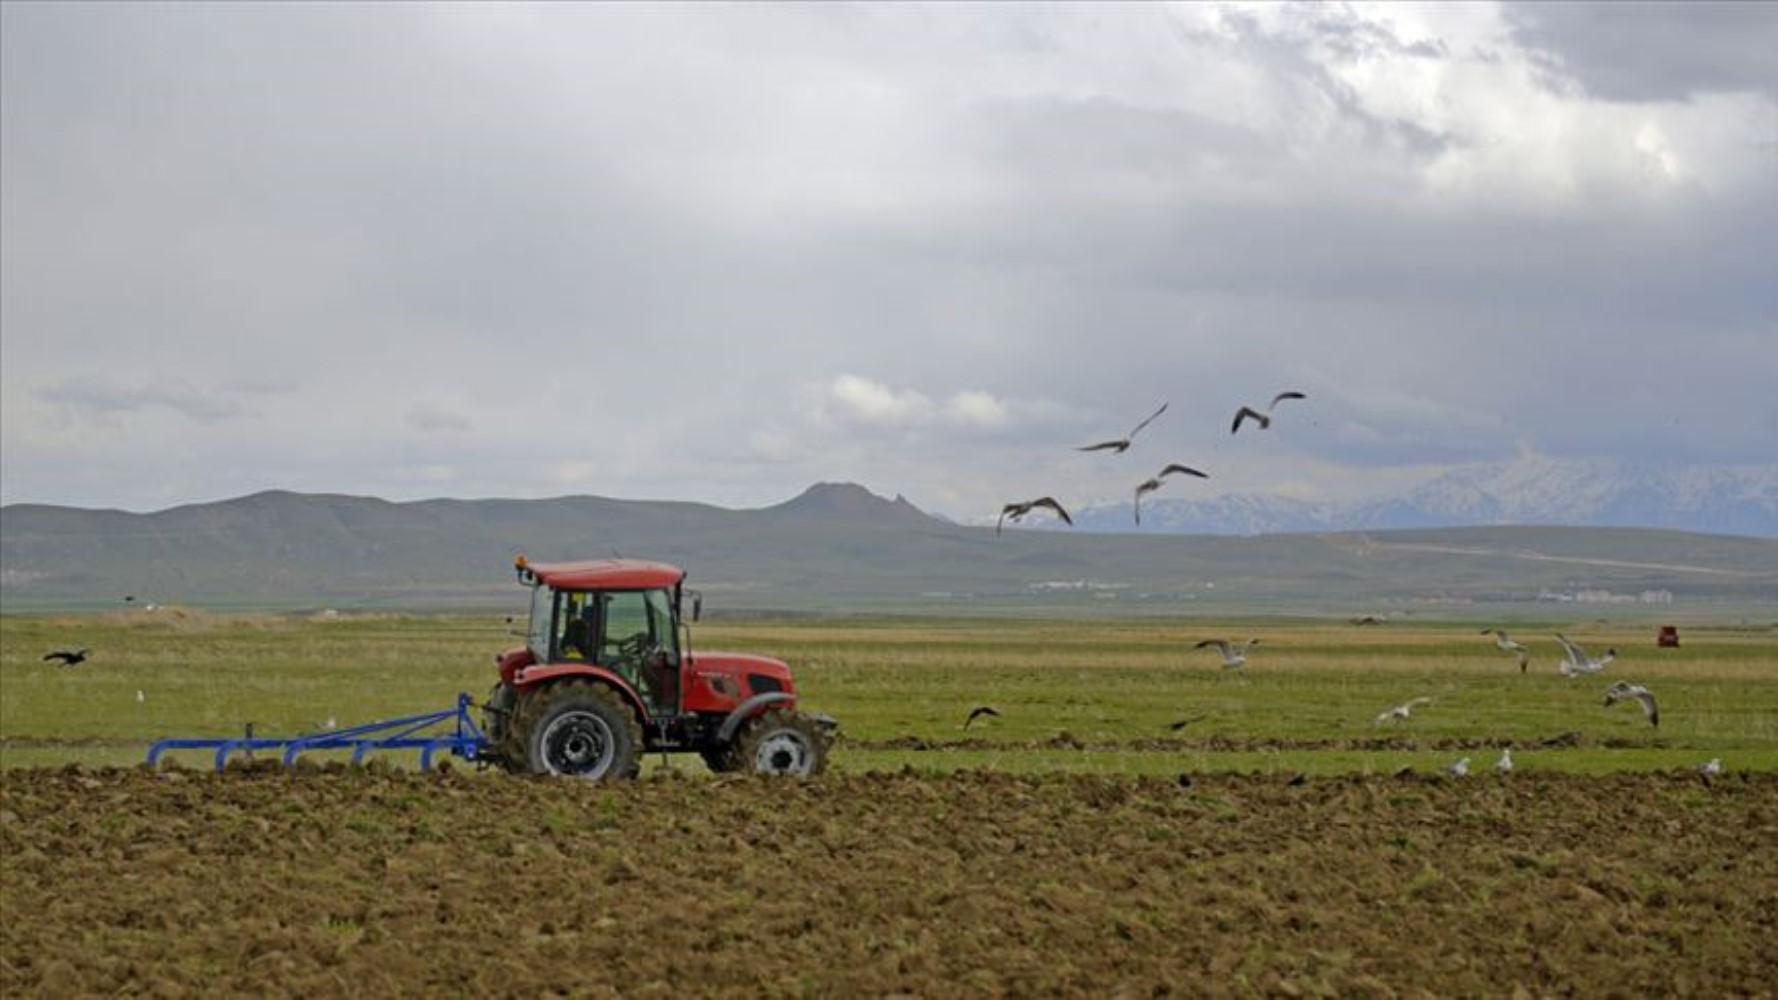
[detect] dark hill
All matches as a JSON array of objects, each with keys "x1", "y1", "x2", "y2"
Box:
[{"x1": 3, "y1": 485, "x2": 1775, "y2": 613}]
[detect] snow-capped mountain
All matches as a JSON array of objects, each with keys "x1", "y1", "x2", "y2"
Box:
[{"x1": 1068, "y1": 458, "x2": 1778, "y2": 537}]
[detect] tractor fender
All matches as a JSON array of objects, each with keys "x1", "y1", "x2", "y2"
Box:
[
  {"x1": 717, "y1": 692, "x2": 796, "y2": 744},
  {"x1": 515, "y1": 663, "x2": 650, "y2": 723}
]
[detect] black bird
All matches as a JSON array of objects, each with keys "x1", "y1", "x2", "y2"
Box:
[
  {"x1": 1133, "y1": 464, "x2": 1209, "y2": 525},
  {"x1": 996, "y1": 497, "x2": 1073, "y2": 534},
  {"x1": 964, "y1": 706, "x2": 1001, "y2": 730},
  {"x1": 1077, "y1": 402, "x2": 1168, "y2": 454},
  {"x1": 1168, "y1": 714, "x2": 1207, "y2": 732},
  {"x1": 43, "y1": 648, "x2": 89, "y2": 667},
  {"x1": 1231, "y1": 391, "x2": 1307, "y2": 434}
]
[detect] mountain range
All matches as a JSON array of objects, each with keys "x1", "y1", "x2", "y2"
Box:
[
  {"x1": 1063, "y1": 457, "x2": 1778, "y2": 537},
  {"x1": 4, "y1": 481, "x2": 1776, "y2": 613}
]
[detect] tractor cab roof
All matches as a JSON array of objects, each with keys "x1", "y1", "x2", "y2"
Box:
[{"x1": 516, "y1": 558, "x2": 685, "y2": 592}]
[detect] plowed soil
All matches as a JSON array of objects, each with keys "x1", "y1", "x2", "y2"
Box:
[{"x1": 3, "y1": 766, "x2": 1775, "y2": 998}]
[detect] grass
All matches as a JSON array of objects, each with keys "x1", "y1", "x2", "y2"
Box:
[{"x1": 3, "y1": 610, "x2": 1774, "y2": 773}]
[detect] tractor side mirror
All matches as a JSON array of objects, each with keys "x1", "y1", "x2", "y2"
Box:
[{"x1": 689, "y1": 591, "x2": 703, "y2": 622}]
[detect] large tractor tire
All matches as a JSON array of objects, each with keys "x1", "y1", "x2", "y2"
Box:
[
  {"x1": 734, "y1": 708, "x2": 830, "y2": 777},
  {"x1": 700, "y1": 744, "x2": 743, "y2": 774},
  {"x1": 514, "y1": 681, "x2": 642, "y2": 781}
]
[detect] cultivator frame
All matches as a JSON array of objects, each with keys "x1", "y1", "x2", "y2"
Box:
[{"x1": 146, "y1": 693, "x2": 490, "y2": 772}]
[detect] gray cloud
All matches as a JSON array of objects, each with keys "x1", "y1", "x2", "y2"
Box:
[
  {"x1": 2, "y1": 2, "x2": 1773, "y2": 516},
  {"x1": 1504, "y1": 1, "x2": 1778, "y2": 102},
  {"x1": 39, "y1": 375, "x2": 246, "y2": 423},
  {"x1": 406, "y1": 403, "x2": 472, "y2": 434}
]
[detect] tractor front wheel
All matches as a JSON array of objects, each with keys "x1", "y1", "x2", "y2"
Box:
[
  {"x1": 700, "y1": 744, "x2": 743, "y2": 774},
  {"x1": 735, "y1": 708, "x2": 829, "y2": 777},
  {"x1": 518, "y1": 681, "x2": 641, "y2": 781}
]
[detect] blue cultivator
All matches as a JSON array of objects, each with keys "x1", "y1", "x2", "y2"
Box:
[{"x1": 146, "y1": 692, "x2": 490, "y2": 772}]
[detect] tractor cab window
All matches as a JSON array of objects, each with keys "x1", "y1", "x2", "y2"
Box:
[
  {"x1": 600, "y1": 589, "x2": 679, "y2": 715},
  {"x1": 598, "y1": 590, "x2": 673, "y2": 664},
  {"x1": 527, "y1": 584, "x2": 555, "y2": 659},
  {"x1": 553, "y1": 590, "x2": 598, "y2": 661}
]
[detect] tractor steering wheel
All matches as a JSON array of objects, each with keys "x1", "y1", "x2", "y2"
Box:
[{"x1": 616, "y1": 633, "x2": 660, "y2": 663}]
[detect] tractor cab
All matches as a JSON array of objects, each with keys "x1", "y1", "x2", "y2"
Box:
[{"x1": 512, "y1": 557, "x2": 689, "y2": 719}]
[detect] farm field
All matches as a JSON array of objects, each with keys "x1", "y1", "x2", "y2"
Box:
[
  {"x1": 2, "y1": 612, "x2": 1777, "y2": 994},
  {"x1": 4, "y1": 765, "x2": 1777, "y2": 996},
  {"x1": 2, "y1": 611, "x2": 1776, "y2": 774}
]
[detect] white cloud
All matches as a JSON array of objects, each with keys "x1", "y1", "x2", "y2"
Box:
[
  {"x1": 812, "y1": 375, "x2": 1017, "y2": 434},
  {"x1": 824, "y1": 374, "x2": 934, "y2": 428},
  {"x1": 945, "y1": 390, "x2": 1010, "y2": 429}
]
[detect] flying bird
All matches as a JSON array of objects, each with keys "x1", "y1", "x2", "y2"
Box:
[
  {"x1": 1602, "y1": 681, "x2": 1659, "y2": 727},
  {"x1": 1351, "y1": 615, "x2": 1386, "y2": 626},
  {"x1": 964, "y1": 706, "x2": 1001, "y2": 730},
  {"x1": 1481, "y1": 629, "x2": 1532, "y2": 673},
  {"x1": 1195, "y1": 639, "x2": 1259, "y2": 668},
  {"x1": 1374, "y1": 696, "x2": 1433, "y2": 725},
  {"x1": 1556, "y1": 634, "x2": 1616, "y2": 677},
  {"x1": 1230, "y1": 392, "x2": 1307, "y2": 434},
  {"x1": 1077, "y1": 402, "x2": 1168, "y2": 454},
  {"x1": 1495, "y1": 749, "x2": 1514, "y2": 774},
  {"x1": 996, "y1": 497, "x2": 1073, "y2": 534},
  {"x1": 1446, "y1": 757, "x2": 1471, "y2": 777},
  {"x1": 1133, "y1": 465, "x2": 1208, "y2": 524},
  {"x1": 42, "y1": 648, "x2": 89, "y2": 667}
]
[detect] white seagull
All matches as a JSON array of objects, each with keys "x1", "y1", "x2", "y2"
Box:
[
  {"x1": 1230, "y1": 392, "x2": 1307, "y2": 434},
  {"x1": 1077, "y1": 402, "x2": 1168, "y2": 454},
  {"x1": 1446, "y1": 757, "x2": 1471, "y2": 777},
  {"x1": 1374, "y1": 696, "x2": 1434, "y2": 725},
  {"x1": 1196, "y1": 638, "x2": 1259, "y2": 668},
  {"x1": 1698, "y1": 757, "x2": 1722, "y2": 776},
  {"x1": 1495, "y1": 748, "x2": 1514, "y2": 774},
  {"x1": 1602, "y1": 681, "x2": 1659, "y2": 728},
  {"x1": 1556, "y1": 634, "x2": 1616, "y2": 677},
  {"x1": 1481, "y1": 628, "x2": 1531, "y2": 673}
]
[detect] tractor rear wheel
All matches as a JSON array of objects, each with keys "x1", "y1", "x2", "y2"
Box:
[
  {"x1": 485, "y1": 682, "x2": 523, "y2": 769},
  {"x1": 516, "y1": 681, "x2": 641, "y2": 781},
  {"x1": 734, "y1": 708, "x2": 829, "y2": 777}
]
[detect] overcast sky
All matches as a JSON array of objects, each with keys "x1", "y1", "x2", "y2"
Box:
[{"x1": 3, "y1": 1, "x2": 1774, "y2": 517}]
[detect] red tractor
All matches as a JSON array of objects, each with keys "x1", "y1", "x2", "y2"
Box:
[{"x1": 483, "y1": 557, "x2": 834, "y2": 780}]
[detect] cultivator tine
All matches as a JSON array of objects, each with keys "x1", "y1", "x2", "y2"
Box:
[{"x1": 146, "y1": 693, "x2": 489, "y2": 772}]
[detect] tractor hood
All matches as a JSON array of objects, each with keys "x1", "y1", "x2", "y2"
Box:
[{"x1": 687, "y1": 651, "x2": 794, "y2": 689}]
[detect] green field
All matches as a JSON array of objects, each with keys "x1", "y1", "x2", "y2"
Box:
[{"x1": 3, "y1": 610, "x2": 1775, "y2": 774}]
